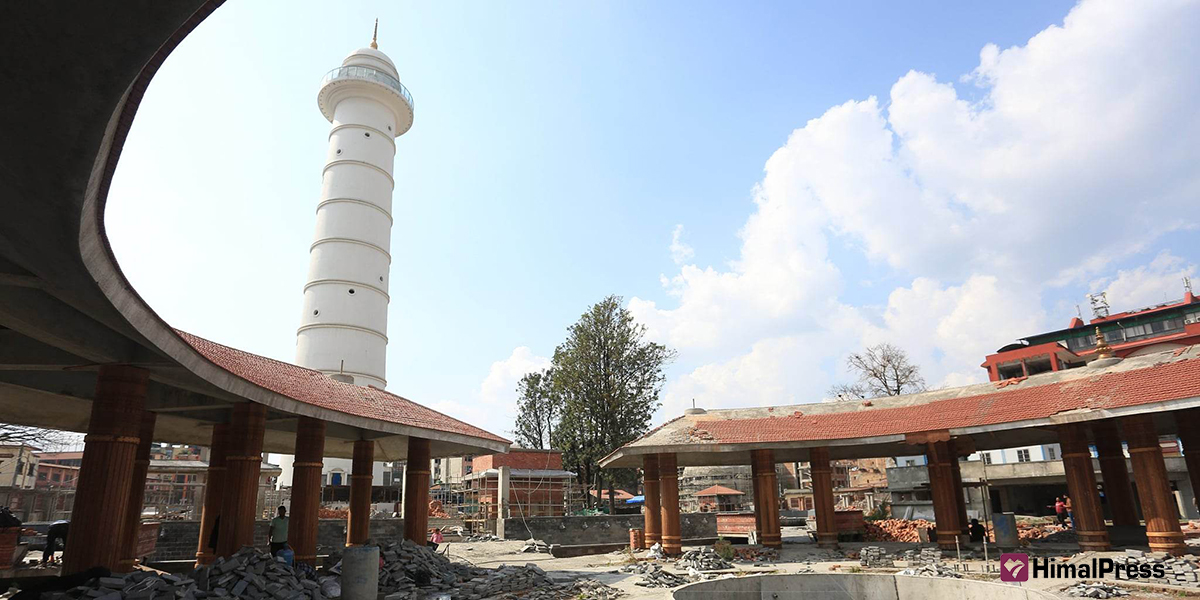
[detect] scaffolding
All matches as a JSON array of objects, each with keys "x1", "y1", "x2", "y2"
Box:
[{"x1": 458, "y1": 468, "x2": 577, "y2": 535}]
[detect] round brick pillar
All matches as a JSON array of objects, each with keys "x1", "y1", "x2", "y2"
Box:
[
  {"x1": 402, "y1": 437, "x2": 432, "y2": 544},
  {"x1": 62, "y1": 365, "x2": 148, "y2": 575},
  {"x1": 809, "y1": 446, "x2": 838, "y2": 549},
  {"x1": 347, "y1": 439, "x2": 374, "y2": 546},
  {"x1": 1059, "y1": 423, "x2": 1111, "y2": 551},
  {"x1": 926, "y1": 440, "x2": 963, "y2": 550},
  {"x1": 118, "y1": 410, "x2": 157, "y2": 571},
  {"x1": 290, "y1": 417, "x2": 325, "y2": 565},
  {"x1": 1091, "y1": 419, "x2": 1139, "y2": 527},
  {"x1": 1122, "y1": 414, "x2": 1186, "y2": 555},
  {"x1": 752, "y1": 449, "x2": 781, "y2": 549},
  {"x1": 217, "y1": 403, "x2": 266, "y2": 557},
  {"x1": 658, "y1": 453, "x2": 682, "y2": 556},
  {"x1": 195, "y1": 423, "x2": 230, "y2": 566},
  {"x1": 642, "y1": 455, "x2": 662, "y2": 546}
]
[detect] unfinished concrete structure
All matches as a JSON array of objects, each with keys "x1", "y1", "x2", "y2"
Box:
[
  {"x1": 0, "y1": 1, "x2": 508, "y2": 575},
  {"x1": 604, "y1": 347, "x2": 1200, "y2": 556}
]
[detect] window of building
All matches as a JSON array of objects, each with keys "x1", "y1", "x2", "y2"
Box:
[
  {"x1": 51, "y1": 473, "x2": 61, "y2": 482},
  {"x1": 1046, "y1": 446, "x2": 1057, "y2": 460},
  {"x1": 904, "y1": 459, "x2": 917, "y2": 467},
  {"x1": 383, "y1": 472, "x2": 392, "y2": 486},
  {"x1": 1017, "y1": 449, "x2": 1031, "y2": 463},
  {"x1": 982, "y1": 452, "x2": 993, "y2": 465}
]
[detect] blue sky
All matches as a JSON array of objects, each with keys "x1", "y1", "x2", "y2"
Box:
[{"x1": 108, "y1": 0, "x2": 1200, "y2": 439}]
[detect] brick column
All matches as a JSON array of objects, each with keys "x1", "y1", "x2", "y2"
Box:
[
  {"x1": 752, "y1": 450, "x2": 781, "y2": 548},
  {"x1": 1123, "y1": 414, "x2": 1186, "y2": 555},
  {"x1": 195, "y1": 424, "x2": 230, "y2": 565},
  {"x1": 1091, "y1": 420, "x2": 1138, "y2": 527},
  {"x1": 402, "y1": 437, "x2": 431, "y2": 544},
  {"x1": 290, "y1": 417, "x2": 325, "y2": 566},
  {"x1": 118, "y1": 410, "x2": 157, "y2": 571},
  {"x1": 948, "y1": 440, "x2": 968, "y2": 531},
  {"x1": 347, "y1": 439, "x2": 374, "y2": 546},
  {"x1": 1177, "y1": 409, "x2": 1200, "y2": 520},
  {"x1": 63, "y1": 366, "x2": 148, "y2": 575},
  {"x1": 1059, "y1": 423, "x2": 1111, "y2": 551},
  {"x1": 217, "y1": 403, "x2": 266, "y2": 557},
  {"x1": 642, "y1": 455, "x2": 662, "y2": 546},
  {"x1": 926, "y1": 440, "x2": 962, "y2": 550},
  {"x1": 658, "y1": 453, "x2": 682, "y2": 556},
  {"x1": 750, "y1": 455, "x2": 765, "y2": 537},
  {"x1": 809, "y1": 447, "x2": 838, "y2": 549}
]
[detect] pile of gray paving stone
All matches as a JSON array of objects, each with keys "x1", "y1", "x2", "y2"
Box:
[
  {"x1": 675, "y1": 548, "x2": 732, "y2": 571},
  {"x1": 898, "y1": 564, "x2": 961, "y2": 578},
  {"x1": 902, "y1": 547, "x2": 942, "y2": 567},
  {"x1": 373, "y1": 540, "x2": 551, "y2": 599},
  {"x1": 616, "y1": 563, "x2": 690, "y2": 588},
  {"x1": 520, "y1": 539, "x2": 550, "y2": 554},
  {"x1": 42, "y1": 548, "x2": 319, "y2": 600},
  {"x1": 464, "y1": 534, "x2": 501, "y2": 542},
  {"x1": 859, "y1": 546, "x2": 894, "y2": 569},
  {"x1": 1114, "y1": 549, "x2": 1200, "y2": 587},
  {"x1": 1064, "y1": 582, "x2": 1129, "y2": 598},
  {"x1": 508, "y1": 579, "x2": 623, "y2": 600}
]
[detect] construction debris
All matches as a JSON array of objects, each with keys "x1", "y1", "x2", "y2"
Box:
[
  {"x1": 1114, "y1": 549, "x2": 1200, "y2": 588},
  {"x1": 428, "y1": 500, "x2": 450, "y2": 519},
  {"x1": 41, "y1": 548, "x2": 316, "y2": 600},
  {"x1": 859, "y1": 546, "x2": 894, "y2": 569},
  {"x1": 902, "y1": 547, "x2": 943, "y2": 567},
  {"x1": 899, "y1": 564, "x2": 962, "y2": 578},
  {"x1": 317, "y1": 508, "x2": 348, "y2": 519},
  {"x1": 732, "y1": 547, "x2": 777, "y2": 563},
  {"x1": 369, "y1": 539, "x2": 551, "y2": 599},
  {"x1": 464, "y1": 534, "x2": 502, "y2": 542},
  {"x1": 865, "y1": 519, "x2": 934, "y2": 543},
  {"x1": 520, "y1": 539, "x2": 550, "y2": 554},
  {"x1": 675, "y1": 548, "x2": 732, "y2": 571},
  {"x1": 1064, "y1": 583, "x2": 1129, "y2": 598},
  {"x1": 626, "y1": 564, "x2": 690, "y2": 589},
  {"x1": 510, "y1": 579, "x2": 623, "y2": 600}
]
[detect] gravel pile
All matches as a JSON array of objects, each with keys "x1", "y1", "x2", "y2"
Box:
[
  {"x1": 42, "y1": 548, "x2": 316, "y2": 600},
  {"x1": 675, "y1": 549, "x2": 732, "y2": 571},
  {"x1": 859, "y1": 546, "x2": 894, "y2": 569},
  {"x1": 1064, "y1": 583, "x2": 1129, "y2": 598}
]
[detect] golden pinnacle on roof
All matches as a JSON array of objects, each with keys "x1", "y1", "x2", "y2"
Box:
[
  {"x1": 370, "y1": 18, "x2": 378, "y2": 49},
  {"x1": 1093, "y1": 326, "x2": 1113, "y2": 359}
]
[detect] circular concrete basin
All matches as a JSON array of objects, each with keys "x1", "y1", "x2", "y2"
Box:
[{"x1": 673, "y1": 573, "x2": 1056, "y2": 600}]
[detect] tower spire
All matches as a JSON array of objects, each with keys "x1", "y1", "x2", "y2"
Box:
[{"x1": 370, "y1": 18, "x2": 378, "y2": 49}]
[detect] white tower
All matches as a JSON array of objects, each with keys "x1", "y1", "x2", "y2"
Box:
[{"x1": 296, "y1": 24, "x2": 414, "y2": 389}]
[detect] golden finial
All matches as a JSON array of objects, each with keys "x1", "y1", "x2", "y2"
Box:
[
  {"x1": 370, "y1": 18, "x2": 379, "y2": 49},
  {"x1": 1093, "y1": 327, "x2": 1113, "y2": 359}
]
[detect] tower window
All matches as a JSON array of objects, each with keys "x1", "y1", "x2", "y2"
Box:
[
  {"x1": 387, "y1": 125, "x2": 392, "y2": 132},
  {"x1": 348, "y1": 289, "x2": 356, "y2": 295},
  {"x1": 379, "y1": 276, "x2": 384, "y2": 282},
  {"x1": 313, "y1": 309, "x2": 319, "y2": 316},
  {"x1": 336, "y1": 149, "x2": 342, "y2": 155},
  {"x1": 364, "y1": 132, "x2": 371, "y2": 138}
]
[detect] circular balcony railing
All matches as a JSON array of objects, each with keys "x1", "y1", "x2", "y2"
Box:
[{"x1": 321, "y1": 65, "x2": 414, "y2": 114}]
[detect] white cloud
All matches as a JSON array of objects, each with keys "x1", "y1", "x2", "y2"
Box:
[
  {"x1": 1095, "y1": 251, "x2": 1196, "y2": 310},
  {"x1": 433, "y1": 346, "x2": 550, "y2": 438},
  {"x1": 634, "y1": 0, "x2": 1200, "y2": 421},
  {"x1": 669, "y1": 224, "x2": 694, "y2": 265}
]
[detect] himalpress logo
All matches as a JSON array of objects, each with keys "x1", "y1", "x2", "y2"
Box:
[{"x1": 999, "y1": 553, "x2": 1165, "y2": 582}]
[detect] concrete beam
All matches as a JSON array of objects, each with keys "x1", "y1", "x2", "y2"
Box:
[
  {"x1": 0, "y1": 287, "x2": 146, "y2": 364},
  {"x1": 0, "y1": 329, "x2": 91, "y2": 369}
]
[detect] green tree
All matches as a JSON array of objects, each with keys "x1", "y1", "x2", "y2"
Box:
[
  {"x1": 514, "y1": 295, "x2": 676, "y2": 513},
  {"x1": 512, "y1": 369, "x2": 557, "y2": 450}
]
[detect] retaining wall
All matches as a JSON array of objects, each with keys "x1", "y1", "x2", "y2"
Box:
[
  {"x1": 673, "y1": 573, "x2": 1057, "y2": 600},
  {"x1": 149, "y1": 518, "x2": 406, "y2": 561},
  {"x1": 500, "y1": 514, "x2": 717, "y2": 545}
]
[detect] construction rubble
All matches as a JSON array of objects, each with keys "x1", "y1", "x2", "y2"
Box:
[
  {"x1": 675, "y1": 548, "x2": 732, "y2": 571},
  {"x1": 371, "y1": 539, "x2": 551, "y2": 599},
  {"x1": 507, "y1": 579, "x2": 623, "y2": 600},
  {"x1": 464, "y1": 534, "x2": 502, "y2": 542},
  {"x1": 902, "y1": 547, "x2": 943, "y2": 567},
  {"x1": 1063, "y1": 583, "x2": 1129, "y2": 599},
  {"x1": 520, "y1": 540, "x2": 550, "y2": 554},
  {"x1": 1114, "y1": 549, "x2": 1200, "y2": 587},
  {"x1": 898, "y1": 564, "x2": 962, "y2": 578},
  {"x1": 41, "y1": 548, "x2": 318, "y2": 600},
  {"x1": 732, "y1": 546, "x2": 778, "y2": 563}
]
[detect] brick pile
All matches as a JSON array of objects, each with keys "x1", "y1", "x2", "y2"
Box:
[
  {"x1": 864, "y1": 519, "x2": 934, "y2": 543},
  {"x1": 858, "y1": 546, "x2": 894, "y2": 569},
  {"x1": 1114, "y1": 550, "x2": 1200, "y2": 588}
]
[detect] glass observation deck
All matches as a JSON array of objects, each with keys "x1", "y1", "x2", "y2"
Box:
[{"x1": 321, "y1": 65, "x2": 414, "y2": 114}]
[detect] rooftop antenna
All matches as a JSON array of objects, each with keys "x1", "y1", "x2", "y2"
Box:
[
  {"x1": 1186, "y1": 276, "x2": 1193, "y2": 295},
  {"x1": 1087, "y1": 292, "x2": 1110, "y2": 320},
  {"x1": 370, "y1": 18, "x2": 379, "y2": 49},
  {"x1": 1075, "y1": 305, "x2": 1083, "y2": 320}
]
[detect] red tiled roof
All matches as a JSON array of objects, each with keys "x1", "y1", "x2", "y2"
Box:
[
  {"x1": 694, "y1": 485, "x2": 744, "y2": 497},
  {"x1": 176, "y1": 330, "x2": 509, "y2": 445},
  {"x1": 590, "y1": 489, "x2": 635, "y2": 500},
  {"x1": 689, "y1": 353, "x2": 1200, "y2": 445}
]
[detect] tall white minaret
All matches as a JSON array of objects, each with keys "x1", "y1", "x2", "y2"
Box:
[{"x1": 296, "y1": 22, "x2": 414, "y2": 389}]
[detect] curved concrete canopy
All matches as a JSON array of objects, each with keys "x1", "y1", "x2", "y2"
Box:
[{"x1": 0, "y1": 1, "x2": 508, "y2": 459}]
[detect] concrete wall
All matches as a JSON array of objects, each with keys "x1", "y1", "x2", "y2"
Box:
[
  {"x1": 501, "y1": 514, "x2": 717, "y2": 545},
  {"x1": 673, "y1": 573, "x2": 1057, "y2": 600},
  {"x1": 147, "y1": 518, "x2": 406, "y2": 562}
]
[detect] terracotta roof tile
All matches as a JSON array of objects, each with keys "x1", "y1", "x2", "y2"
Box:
[{"x1": 176, "y1": 330, "x2": 509, "y2": 445}]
